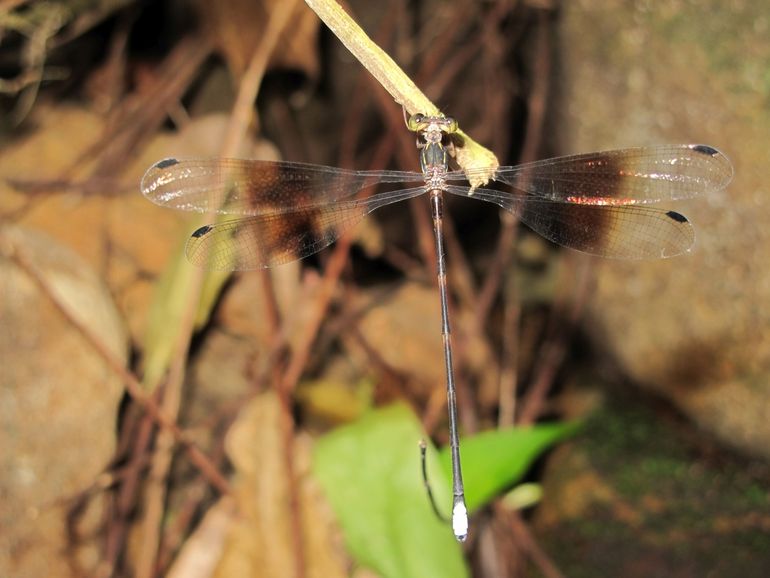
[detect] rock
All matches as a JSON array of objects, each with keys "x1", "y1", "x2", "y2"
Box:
[
  {"x1": 531, "y1": 402, "x2": 770, "y2": 578},
  {"x1": 0, "y1": 225, "x2": 127, "y2": 578},
  {"x1": 0, "y1": 105, "x2": 186, "y2": 344},
  {"x1": 558, "y1": 0, "x2": 770, "y2": 459},
  {"x1": 355, "y1": 282, "x2": 444, "y2": 395}
]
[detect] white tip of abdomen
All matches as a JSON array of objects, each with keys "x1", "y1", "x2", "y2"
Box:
[{"x1": 453, "y1": 502, "x2": 468, "y2": 541}]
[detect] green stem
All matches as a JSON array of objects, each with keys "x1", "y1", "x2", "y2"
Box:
[{"x1": 304, "y1": 0, "x2": 498, "y2": 185}]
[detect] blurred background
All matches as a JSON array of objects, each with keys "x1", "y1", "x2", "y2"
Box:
[{"x1": 1, "y1": 0, "x2": 768, "y2": 577}]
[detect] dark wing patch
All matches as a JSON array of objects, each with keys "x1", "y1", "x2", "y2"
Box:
[
  {"x1": 446, "y1": 185, "x2": 695, "y2": 259},
  {"x1": 185, "y1": 186, "x2": 427, "y2": 270},
  {"x1": 452, "y1": 145, "x2": 733, "y2": 204}
]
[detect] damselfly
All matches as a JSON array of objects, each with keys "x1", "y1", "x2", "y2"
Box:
[{"x1": 141, "y1": 114, "x2": 733, "y2": 540}]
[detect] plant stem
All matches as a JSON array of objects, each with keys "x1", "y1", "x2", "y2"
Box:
[{"x1": 304, "y1": 0, "x2": 499, "y2": 185}]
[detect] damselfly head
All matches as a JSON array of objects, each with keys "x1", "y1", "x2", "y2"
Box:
[{"x1": 407, "y1": 113, "x2": 458, "y2": 135}]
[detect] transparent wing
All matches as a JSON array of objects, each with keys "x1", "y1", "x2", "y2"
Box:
[
  {"x1": 446, "y1": 145, "x2": 733, "y2": 204},
  {"x1": 446, "y1": 186, "x2": 695, "y2": 259},
  {"x1": 141, "y1": 158, "x2": 424, "y2": 216},
  {"x1": 186, "y1": 186, "x2": 427, "y2": 270}
]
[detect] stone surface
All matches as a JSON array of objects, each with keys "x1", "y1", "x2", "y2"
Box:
[
  {"x1": 356, "y1": 282, "x2": 444, "y2": 395},
  {"x1": 558, "y1": 0, "x2": 770, "y2": 459},
  {"x1": 0, "y1": 105, "x2": 184, "y2": 344},
  {"x1": 531, "y1": 402, "x2": 770, "y2": 578},
  {"x1": 0, "y1": 225, "x2": 128, "y2": 578}
]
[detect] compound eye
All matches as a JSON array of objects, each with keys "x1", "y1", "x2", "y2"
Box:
[
  {"x1": 445, "y1": 117, "x2": 458, "y2": 133},
  {"x1": 407, "y1": 113, "x2": 427, "y2": 132}
]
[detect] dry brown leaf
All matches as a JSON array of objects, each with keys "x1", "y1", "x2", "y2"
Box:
[
  {"x1": 195, "y1": 0, "x2": 320, "y2": 80},
  {"x1": 166, "y1": 499, "x2": 237, "y2": 578},
  {"x1": 211, "y1": 392, "x2": 348, "y2": 578}
]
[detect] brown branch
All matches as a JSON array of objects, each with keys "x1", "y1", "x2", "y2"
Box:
[
  {"x1": 76, "y1": 33, "x2": 214, "y2": 179},
  {"x1": 518, "y1": 254, "x2": 592, "y2": 426},
  {"x1": 135, "y1": 2, "x2": 304, "y2": 577},
  {"x1": 494, "y1": 7, "x2": 554, "y2": 428},
  {"x1": 502, "y1": 508, "x2": 567, "y2": 578}
]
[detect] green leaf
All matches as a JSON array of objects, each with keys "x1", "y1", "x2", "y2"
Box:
[
  {"x1": 313, "y1": 404, "x2": 467, "y2": 578},
  {"x1": 440, "y1": 420, "x2": 582, "y2": 512}
]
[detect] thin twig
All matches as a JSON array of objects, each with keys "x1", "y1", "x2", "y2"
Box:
[
  {"x1": 501, "y1": 508, "x2": 567, "y2": 578},
  {"x1": 337, "y1": 1, "x2": 400, "y2": 169},
  {"x1": 518, "y1": 254, "x2": 592, "y2": 426},
  {"x1": 497, "y1": 265, "x2": 521, "y2": 429},
  {"x1": 265, "y1": 111, "x2": 402, "y2": 468},
  {"x1": 496, "y1": 7, "x2": 554, "y2": 429},
  {"x1": 275, "y1": 48, "x2": 402, "y2": 396},
  {"x1": 78, "y1": 34, "x2": 213, "y2": 179},
  {"x1": 226, "y1": 3, "x2": 307, "y2": 576},
  {"x1": 136, "y1": 3, "x2": 303, "y2": 577}
]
